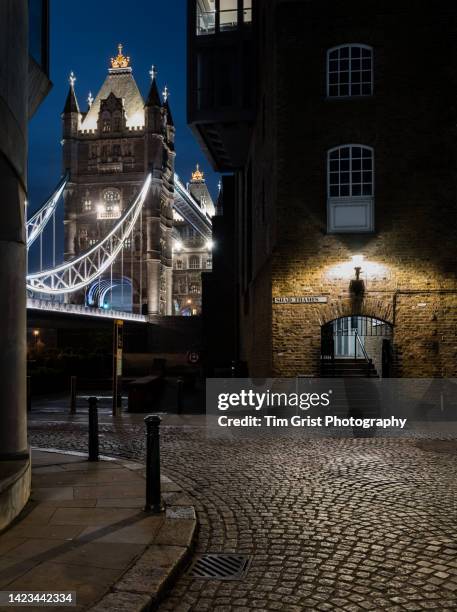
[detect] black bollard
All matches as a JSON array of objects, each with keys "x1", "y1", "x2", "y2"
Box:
[
  {"x1": 176, "y1": 377, "x2": 184, "y2": 414},
  {"x1": 144, "y1": 415, "x2": 164, "y2": 513},
  {"x1": 26, "y1": 376, "x2": 31, "y2": 413},
  {"x1": 70, "y1": 376, "x2": 77, "y2": 414},
  {"x1": 88, "y1": 396, "x2": 99, "y2": 462}
]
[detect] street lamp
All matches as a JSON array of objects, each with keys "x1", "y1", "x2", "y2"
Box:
[{"x1": 32, "y1": 329, "x2": 40, "y2": 349}]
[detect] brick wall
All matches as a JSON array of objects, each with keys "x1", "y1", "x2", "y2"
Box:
[{"x1": 240, "y1": 1, "x2": 457, "y2": 378}]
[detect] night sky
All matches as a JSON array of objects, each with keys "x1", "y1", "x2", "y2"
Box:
[{"x1": 28, "y1": 0, "x2": 218, "y2": 267}]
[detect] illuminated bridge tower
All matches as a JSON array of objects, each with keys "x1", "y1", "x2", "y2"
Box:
[{"x1": 61, "y1": 45, "x2": 175, "y2": 315}]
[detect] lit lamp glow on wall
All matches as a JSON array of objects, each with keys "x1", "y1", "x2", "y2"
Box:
[
  {"x1": 173, "y1": 240, "x2": 183, "y2": 253},
  {"x1": 326, "y1": 255, "x2": 388, "y2": 281},
  {"x1": 350, "y1": 255, "x2": 365, "y2": 296},
  {"x1": 206, "y1": 239, "x2": 214, "y2": 251}
]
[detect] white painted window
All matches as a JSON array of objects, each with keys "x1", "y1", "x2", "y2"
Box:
[
  {"x1": 327, "y1": 145, "x2": 374, "y2": 233},
  {"x1": 327, "y1": 45, "x2": 373, "y2": 98}
]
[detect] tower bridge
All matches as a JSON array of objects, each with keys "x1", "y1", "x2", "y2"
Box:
[{"x1": 26, "y1": 45, "x2": 214, "y2": 322}]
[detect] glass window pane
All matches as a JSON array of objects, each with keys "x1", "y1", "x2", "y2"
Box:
[
  {"x1": 352, "y1": 147, "x2": 362, "y2": 158},
  {"x1": 352, "y1": 71, "x2": 361, "y2": 84},
  {"x1": 362, "y1": 148, "x2": 372, "y2": 158},
  {"x1": 362, "y1": 184, "x2": 372, "y2": 195},
  {"x1": 362, "y1": 158, "x2": 372, "y2": 170},
  {"x1": 340, "y1": 47, "x2": 349, "y2": 58},
  {"x1": 340, "y1": 72, "x2": 349, "y2": 84},
  {"x1": 340, "y1": 59, "x2": 349, "y2": 70},
  {"x1": 351, "y1": 84, "x2": 361, "y2": 96},
  {"x1": 352, "y1": 172, "x2": 362, "y2": 183},
  {"x1": 352, "y1": 184, "x2": 362, "y2": 196},
  {"x1": 341, "y1": 172, "x2": 350, "y2": 184},
  {"x1": 328, "y1": 85, "x2": 338, "y2": 96},
  {"x1": 330, "y1": 186, "x2": 339, "y2": 197},
  {"x1": 352, "y1": 159, "x2": 361, "y2": 170},
  {"x1": 340, "y1": 147, "x2": 350, "y2": 159},
  {"x1": 341, "y1": 185, "x2": 350, "y2": 196},
  {"x1": 362, "y1": 48, "x2": 371, "y2": 57},
  {"x1": 340, "y1": 159, "x2": 349, "y2": 171},
  {"x1": 329, "y1": 160, "x2": 339, "y2": 172},
  {"x1": 363, "y1": 171, "x2": 372, "y2": 183},
  {"x1": 361, "y1": 84, "x2": 372, "y2": 95}
]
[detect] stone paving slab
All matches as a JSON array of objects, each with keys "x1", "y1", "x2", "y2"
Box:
[{"x1": 0, "y1": 449, "x2": 197, "y2": 611}]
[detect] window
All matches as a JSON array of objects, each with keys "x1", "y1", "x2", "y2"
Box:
[
  {"x1": 175, "y1": 259, "x2": 183, "y2": 270},
  {"x1": 97, "y1": 189, "x2": 122, "y2": 220},
  {"x1": 243, "y1": 0, "x2": 252, "y2": 24},
  {"x1": 327, "y1": 45, "x2": 373, "y2": 98},
  {"x1": 112, "y1": 112, "x2": 122, "y2": 132},
  {"x1": 196, "y1": 0, "x2": 216, "y2": 35},
  {"x1": 189, "y1": 283, "x2": 200, "y2": 294},
  {"x1": 101, "y1": 111, "x2": 111, "y2": 132},
  {"x1": 189, "y1": 256, "x2": 200, "y2": 269},
  {"x1": 196, "y1": 0, "x2": 249, "y2": 35},
  {"x1": 220, "y1": 0, "x2": 238, "y2": 31},
  {"x1": 83, "y1": 199, "x2": 91, "y2": 212},
  {"x1": 206, "y1": 258, "x2": 212, "y2": 269},
  {"x1": 327, "y1": 145, "x2": 374, "y2": 233},
  {"x1": 123, "y1": 238, "x2": 132, "y2": 249}
]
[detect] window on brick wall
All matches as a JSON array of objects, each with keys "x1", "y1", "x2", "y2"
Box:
[
  {"x1": 327, "y1": 45, "x2": 373, "y2": 98},
  {"x1": 327, "y1": 145, "x2": 374, "y2": 233}
]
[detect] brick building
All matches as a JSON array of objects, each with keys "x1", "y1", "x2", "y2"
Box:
[
  {"x1": 188, "y1": 0, "x2": 457, "y2": 377},
  {"x1": 62, "y1": 45, "x2": 213, "y2": 316}
]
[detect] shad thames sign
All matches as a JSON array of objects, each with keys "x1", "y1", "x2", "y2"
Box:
[{"x1": 272, "y1": 296, "x2": 328, "y2": 304}]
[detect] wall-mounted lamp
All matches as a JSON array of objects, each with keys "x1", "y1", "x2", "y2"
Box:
[
  {"x1": 174, "y1": 241, "x2": 183, "y2": 253},
  {"x1": 206, "y1": 239, "x2": 214, "y2": 251},
  {"x1": 352, "y1": 255, "x2": 364, "y2": 280},
  {"x1": 350, "y1": 255, "x2": 365, "y2": 297}
]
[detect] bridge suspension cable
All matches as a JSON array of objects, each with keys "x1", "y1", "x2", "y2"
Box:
[
  {"x1": 26, "y1": 174, "x2": 151, "y2": 295},
  {"x1": 26, "y1": 173, "x2": 69, "y2": 249}
]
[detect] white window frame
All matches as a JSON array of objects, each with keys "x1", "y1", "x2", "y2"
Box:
[
  {"x1": 327, "y1": 144, "x2": 374, "y2": 233},
  {"x1": 327, "y1": 44, "x2": 373, "y2": 98}
]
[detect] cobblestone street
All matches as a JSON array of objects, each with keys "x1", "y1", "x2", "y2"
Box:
[{"x1": 28, "y1": 402, "x2": 457, "y2": 611}]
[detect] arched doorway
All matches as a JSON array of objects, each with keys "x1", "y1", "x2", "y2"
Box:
[{"x1": 321, "y1": 315, "x2": 393, "y2": 377}]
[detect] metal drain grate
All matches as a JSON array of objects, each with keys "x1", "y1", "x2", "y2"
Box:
[{"x1": 187, "y1": 553, "x2": 251, "y2": 580}]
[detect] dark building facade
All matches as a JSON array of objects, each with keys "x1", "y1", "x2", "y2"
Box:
[{"x1": 188, "y1": 0, "x2": 457, "y2": 377}]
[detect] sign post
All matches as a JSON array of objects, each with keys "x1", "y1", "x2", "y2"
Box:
[{"x1": 112, "y1": 319, "x2": 124, "y2": 416}]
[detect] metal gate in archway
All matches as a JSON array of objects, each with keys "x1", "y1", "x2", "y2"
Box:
[{"x1": 321, "y1": 315, "x2": 393, "y2": 376}]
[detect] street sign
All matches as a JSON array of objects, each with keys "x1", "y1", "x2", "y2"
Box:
[{"x1": 272, "y1": 296, "x2": 328, "y2": 304}]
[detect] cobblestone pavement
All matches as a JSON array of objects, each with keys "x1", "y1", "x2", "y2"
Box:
[{"x1": 28, "y1": 404, "x2": 457, "y2": 611}]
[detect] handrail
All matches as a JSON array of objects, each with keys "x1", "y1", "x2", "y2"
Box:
[{"x1": 354, "y1": 330, "x2": 370, "y2": 363}]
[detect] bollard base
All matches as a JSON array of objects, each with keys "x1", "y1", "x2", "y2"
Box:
[{"x1": 144, "y1": 501, "x2": 165, "y2": 514}]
